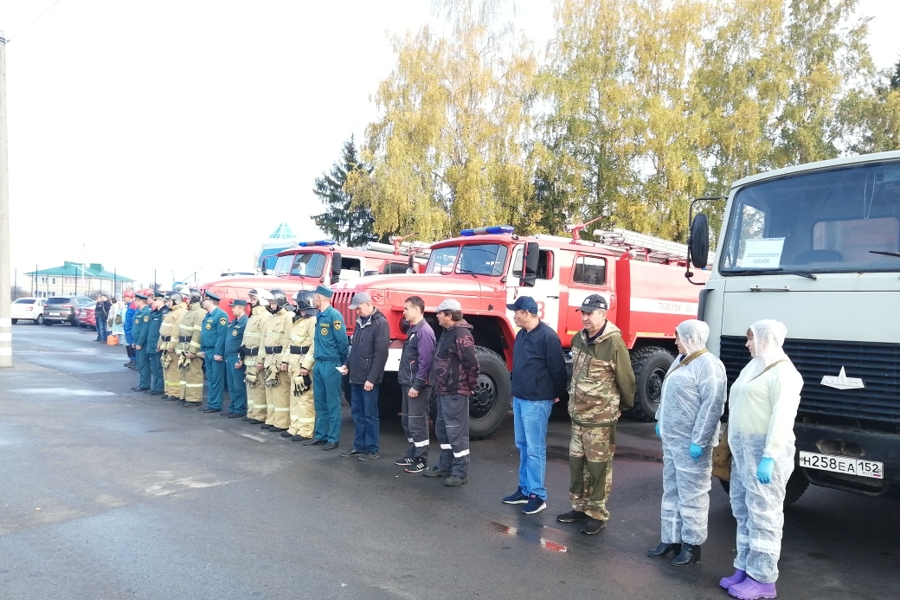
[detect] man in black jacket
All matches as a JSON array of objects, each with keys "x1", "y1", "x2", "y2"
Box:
[
  {"x1": 338, "y1": 292, "x2": 390, "y2": 461},
  {"x1": 423, "y1": 299, "x2": 479, "y2": 487},
  {"x1": 501, "y1": 296, "x2": 567, "y2": 515},
  {"x1": 395, "y1": 296, "x2": 436, "y2": 474},
  {"x1": 94, "y1": 295, "x2": 111, "y2": 342}
]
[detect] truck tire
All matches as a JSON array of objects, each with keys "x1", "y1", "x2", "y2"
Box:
[
  {"x1": 718, "y1": 469, "x2": 809, "y2": 506},
  {"x1": 625, "y1": 346, "x2": 674, "y2": 422},
  {"x1": 469, "y1": 346, "x2": 511, "y2": 439}
]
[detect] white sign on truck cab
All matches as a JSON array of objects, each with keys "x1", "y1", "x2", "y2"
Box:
[{"x1": 693, "y1": 150, "x2": 900, "y2": 504}]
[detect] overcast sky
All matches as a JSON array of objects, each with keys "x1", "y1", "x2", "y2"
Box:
[{"x1": 1, "y1": 0, "x2": 897, "y2": 287}]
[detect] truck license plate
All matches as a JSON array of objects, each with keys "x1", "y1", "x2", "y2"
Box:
[{"x1": 799, "y1": 451, "x2": 883, "y2": 479}]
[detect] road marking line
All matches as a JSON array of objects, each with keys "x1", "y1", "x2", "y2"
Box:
[{"x1": 240, "y1": 433, "x2": 266, "y2": 442}]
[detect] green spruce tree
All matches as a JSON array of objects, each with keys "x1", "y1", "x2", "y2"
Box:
[{"x1": 312, "y1": 137, "x2": 380, "y2": 247}]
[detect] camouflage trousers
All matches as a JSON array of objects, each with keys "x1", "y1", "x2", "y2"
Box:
[{"x1": 569, "y1": 422, "x2": 616, "y2": 521}]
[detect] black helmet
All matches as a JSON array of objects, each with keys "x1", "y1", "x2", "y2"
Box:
[
  {"x1": 189, "y1": 288, "x2": 203, "y2": 304},
  {"x1": 167, "y1": 291, "x2": 184, "y2": 304},
  {"x1": 270, "y1": 289, "x2": 288, "y2": 309},
  {"x1": 294, "y1": 290, "x2": 316, "y2": 316}
]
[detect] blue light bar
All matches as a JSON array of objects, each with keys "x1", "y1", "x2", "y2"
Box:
[
  {"x1": 297, "y1": 239, "x2": 337, "y2": 247},
  {"x1": 459, "y1": 225, "x2": 514, "y2": 237}
]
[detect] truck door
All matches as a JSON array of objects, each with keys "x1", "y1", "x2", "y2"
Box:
[
  {"x1": 508, "y1": 244, "x2": 560, "y2": 329},
  {"x1": 566, "y1": 254, "x2": 611, "y2": 337}
]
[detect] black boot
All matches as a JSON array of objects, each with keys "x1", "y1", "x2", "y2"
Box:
[
  {"x1": 647, "y1": 542, "x2": 682, "y2": 558},
  {"x1": 671, "y1": 543, "x2": 701, "y2": 566}
]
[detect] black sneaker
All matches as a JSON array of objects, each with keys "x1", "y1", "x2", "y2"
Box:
[
  {"x1": 395, "y1": 457, "x2": 414, "y2": 467},
  {"x1": 502, "y1": 488, "x2": 529, "y2": 505},
  {"x1": 580, "y1": 517, "x2": 607, "y2": 535},
  {"x1": 339, "y1": 448, "x2": 364, "y2": 458},
  {"x1": 444, "y1": 475, "x2": 467, "y2": 487},
  {"x1": 521, "y1": 496, "x2": 547, "y2": 515},
  {"x1": 358, "y1": 452, "x2": 380, "y2": 462},
  {"x1": 404, "y1": 459, "x2": 427, "y2": 474},
  {"x1": 556, "y1": 510, "x2": 588, "y2": 523},
  {"x1": 423, "y1": 466, "x2": 452, "y2": 478}
]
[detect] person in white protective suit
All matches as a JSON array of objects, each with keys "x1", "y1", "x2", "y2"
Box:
[
  {"x1": 648, "y1": 320, "x2": 727, "y2": 567},
  {"x1": 720, "y1": 320, "x2": 803, "y2": 600}
]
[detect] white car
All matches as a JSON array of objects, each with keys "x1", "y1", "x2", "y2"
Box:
[{"x1": 11, "y1": 297, "x2": 46, "y2": 324}]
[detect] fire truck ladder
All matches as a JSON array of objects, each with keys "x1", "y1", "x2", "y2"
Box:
[
  {"x1": 363, "y1": 241, "x2": 432, "y2": 259},
  {"x1": 592, "y1": 228, "x2": 701, "y2": 265}
]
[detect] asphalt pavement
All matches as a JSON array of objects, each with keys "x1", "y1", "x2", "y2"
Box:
[{"x1": 0, "y1": 323, "x2": 897, "y2": 600}]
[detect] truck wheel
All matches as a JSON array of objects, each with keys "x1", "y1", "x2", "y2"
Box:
[
  {"x1": 718, "y1": 470, "x2": 808, "y2": 506},
  {"x1": 469, "y1": 346, "x2": 511, "y2": 439},
  {"x1": 625, "y1": 346, "x2": 674, "y2": 422},
  {"x1": 784, "y1": 469, "x2": 809, "y2": 506}
]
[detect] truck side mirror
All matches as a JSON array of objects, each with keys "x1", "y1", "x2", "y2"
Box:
[
  {"x1": 331, "y1": 252, "x2": 342, "y2": 284},
  {"x1": 688, "y1": 214, "x2": 709, "y2": 269},
  {"x1": 521, "y1": 242, "x2": 539, "y2": 287},
  {"x1": 408, "y1": 253, "x2": 415, "y2": 273}
]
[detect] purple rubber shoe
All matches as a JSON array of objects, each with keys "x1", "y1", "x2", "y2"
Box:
[
  {"x1": 728, "y1": 577, "x2": 777, "y2": 600},
  {"x1": 720, "y1": 569, "x2": 748, "y2": 590}
]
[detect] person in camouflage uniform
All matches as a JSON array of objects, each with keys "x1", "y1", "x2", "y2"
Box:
[{"x1": 557, "y1": 294, "x2": 636, "y2": 535}]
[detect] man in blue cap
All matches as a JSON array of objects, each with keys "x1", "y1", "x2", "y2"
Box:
[
  {"x1": 500, "y1": 295, "x2": 567, "y2": 516},
  {"x1": 130, "y1": 292, "x2": 152, "y2": 392},
  {"x1": 145, "y1": 292, "x2": 167, "y2": 396},
  {"x1": 303, "y1": 284, "x2": 349, "y2": 451},
  {"x1": 221, "y1": 299, "x2": 248, "y2": 417},
  {"x1": 198, "y1": 291, "x2": 229, "y2": 413}
]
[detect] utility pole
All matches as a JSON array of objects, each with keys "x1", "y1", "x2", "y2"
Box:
[{"x1": 0, "y1": 31, "x2": 12, "y2": 367}]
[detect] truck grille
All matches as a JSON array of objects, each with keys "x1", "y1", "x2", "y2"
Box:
[
  {"x1": 331, "y1": 291, "x2": 355, "y2": 334},
  {"x1": 720, "y1": 336, "x2": 900, "y2": 426}
]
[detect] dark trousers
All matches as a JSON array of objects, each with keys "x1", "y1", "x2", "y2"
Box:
[
  {"x1": 225, "y1": 352, "x2": 247, "y2": 414},
  {"x1": 350, "y1": 383, "x2": 380, "y2": 454},
  {"x1": 401, "y1": 384, "x2": 431, "y2": 461},
  {"x1": 203, "y1": 352, "x2": 225, "y2": 410},
  {"x1": 135, "y1": 347, "x2": 150, "y2": 389},
  {"x1": 313, "y1": 361, "x2": 343, "y2": 444},
  {"x1": 147, "y1": 351, "x2": 164, "y2": 393},
  {"x1": 435, "y1": 393, "x2": 470, "y2": 478}
]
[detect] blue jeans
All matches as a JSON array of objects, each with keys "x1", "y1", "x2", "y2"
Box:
[
  {"x1": 96, "y1": 318, "x2": 108, "y2": 341},
  {"x1": 350, "y1": 383, "x2": 380, "y2": 454},
  {"x1": 513, "y1": 397, "x2": 554, "y2": 500}
]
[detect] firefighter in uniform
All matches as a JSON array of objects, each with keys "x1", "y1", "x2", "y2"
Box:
[
  {"x1": 244, "y1": 289, "x2": 272, "y2": 424},
  {"x1": 304, "y1": 285, "x2": 349, "y2": 451},
  {"x1": 281, "y1": 290, "x2": 317, "y2": 442},
  {"x1": 199, "y1": 291, "x2": 229, "y2": 413},
  {"x1": 176, "y1": 289, "x2": 206, "y2": 407},
  {"x1": 160, "y1": 291, "x2": 187, "y2": 400},
  {"x1": 257, "y1": 289, "x2": 293, "y2": 433},
  {"x1": 223, "y1": 299, "x2": 248, "y2": 417},
  {"x1": 130, "y1": 292, "x2": 152, "y2": 391},
  {"x1": 145, "y1": 292, "x2": 166, "y2": 396}
]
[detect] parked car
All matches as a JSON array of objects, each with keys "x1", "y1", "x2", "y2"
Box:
[
  {"x1": 43, "y1": 296, "x2": 94, "y2": 325},
  {"x1": 10, "y1": 297, "x2": 46, "y2": 324},
  {"x1": 77, "y1": 305, "x2": 97, "y2": 329}
]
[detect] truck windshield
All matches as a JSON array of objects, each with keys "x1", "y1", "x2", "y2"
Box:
[
  {"x1": 425, "y1": 243, "x2": 509, "y2": 276},
  {"x1": 272, "y1": 252, "x2": 326, "y2": 278},
  {"x1": 720, "y1": 160, "x2": 900, "y2": 275}
]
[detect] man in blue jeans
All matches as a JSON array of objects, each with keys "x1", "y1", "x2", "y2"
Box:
[
  {"x1": 502, "y1": 296, "x2": 567, "y2": 515},
  {"x1": 338, "y1": 292, "x2": 390, "y2": 461}
]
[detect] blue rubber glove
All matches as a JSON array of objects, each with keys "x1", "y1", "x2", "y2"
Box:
[
  {"x1": 757, "y1": 457, "x2": 775, "y2": 484},
  {"x1": 689, "y1": 443, "x2": 703, "y2": 462},
  {"x1": 655, "y1": 422, "x2": 660, "y2": 438}
]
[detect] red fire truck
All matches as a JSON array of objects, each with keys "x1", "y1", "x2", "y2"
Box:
[
  {"x1": 331, "y1": 224, "x2": 710, "y2": 438},
  {"x1": 201, "y1": 239, "x2": 428, "y2": 318}
]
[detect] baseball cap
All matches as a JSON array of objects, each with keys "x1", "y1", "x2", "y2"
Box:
[
  {"x1": 577, "y1": 294, "x2": 608, "y2": 312},
  {"x1": 348, "y1": 292, "x2": 372, "y2": 309},
  {"x1": 506, "y1": 296, "x2": 538, "y2": 315},
  {"x1": 436, "y1": 299, "x2": 462, "y2": 312}
]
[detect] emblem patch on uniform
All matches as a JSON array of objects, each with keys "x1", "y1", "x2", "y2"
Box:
[
  {"x1": 143, "y1": 316, "x2": 149, "y2": 322},
  {"x1": 134, "y1": 318, "x2": 139, "y2": 324},
  {"x1": 205, "y1": 323, "x2": 211, "y2": 330},
  {"x1": 232, "y1": 330, "x2": 238, "y2": 336},
  {"x1": 321, "y1": 326, "x2": 329, "y2": 336},
  {"x1": 334, "y1": 321, "x2": 342, "y2": 331},
  {"x1": 219, "y1": 317, "x2": 227, "y2": 326}
]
